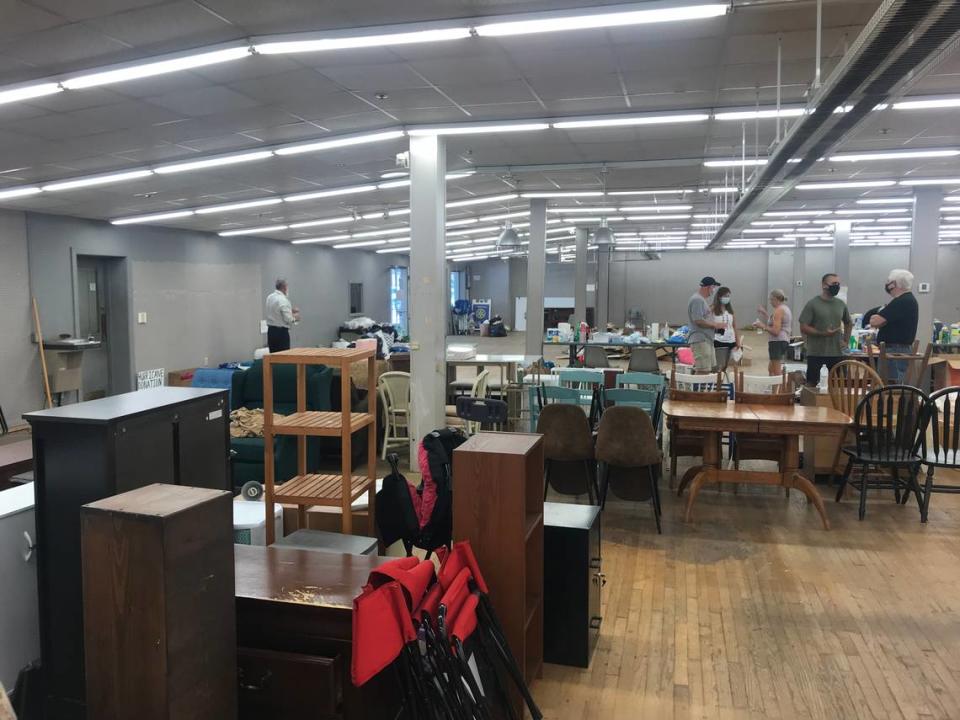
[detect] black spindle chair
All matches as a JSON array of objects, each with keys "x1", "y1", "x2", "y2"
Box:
[
  {"x1": 917, "y1": 387, "x2": 960, "y2": 523},
  {"x1": 834, "y1": 385, "x2": 928, "y2": 520}
]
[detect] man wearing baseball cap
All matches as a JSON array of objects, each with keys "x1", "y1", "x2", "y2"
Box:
[{"x1": 687, "y1": 277, "x2": 726, "y2": 373}]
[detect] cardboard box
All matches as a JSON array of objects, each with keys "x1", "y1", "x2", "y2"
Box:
[{"x1": 167, "y1": 368, "x2": 197, "y2": 387}]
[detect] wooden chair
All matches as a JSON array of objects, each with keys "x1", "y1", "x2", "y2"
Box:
[
  {"x1": 667, "y1": 369, "x2": 725, "y2": 490},
  {"x1": 828, "y1": 360, "x2": 884, "y2": 484},
  {"x1": 377, "y1": 371, "x2": 410, "y2": 460},
  {"x1": 918, "y1": 387, "x2": 960, "y2": 522},
  {"x1": 446, "y1": 370, "x2": 489, "y2": 435},
  {"x1": 732, "y1": 370, "x2": 793, "y2": 494},
  {"x1": 863, "y1": 340, "x2": 932, "y2": 387}
]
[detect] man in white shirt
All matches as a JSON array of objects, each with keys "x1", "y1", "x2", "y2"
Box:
[{"x1": 265, "y1": 278, "x2": 299, "y2": 352}]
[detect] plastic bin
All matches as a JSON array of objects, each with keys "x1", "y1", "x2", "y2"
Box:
[{"x1": 233, "y1": 501, "x2": 283, "y2": 545}]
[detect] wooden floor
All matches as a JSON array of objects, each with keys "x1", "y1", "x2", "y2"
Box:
[{"x1": 535, "y1": 465, "x2": 960, "y2": 720}]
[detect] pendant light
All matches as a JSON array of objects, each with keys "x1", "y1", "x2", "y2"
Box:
[
  {"x1": 593, "y1": 217, "x2": 615, "y2": 246},
  {"x1": 497, "y1": 220, "x2": 522, "y2": 249}
]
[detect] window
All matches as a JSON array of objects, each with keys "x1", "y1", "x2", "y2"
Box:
[
  {"x1": 449, "y1": 271, "x2": 464, "y2": 306},
  {"x1": 389, "y1": 267, "x2": 407, "y2": 334},
  {"x1": 349, "y1": 282, "x2": 363, "y2": 315}
]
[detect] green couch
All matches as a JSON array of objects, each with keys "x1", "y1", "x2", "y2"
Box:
[{"x1": 230, "y1": 359, "x2": 333, "y2": 488}]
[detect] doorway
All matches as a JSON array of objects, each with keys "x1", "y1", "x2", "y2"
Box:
[
  {"x1": 514, "y1": 297, "x2": 527, "y2": 332},
  {"x1": 75, "y1": 255, "x2": 132, "y2": 398}
]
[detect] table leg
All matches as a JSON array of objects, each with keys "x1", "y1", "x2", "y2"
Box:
[
  {"x1": 683, "y1": 430, "x2": 720, "y2": 522},
  {"x1": 781, "y1": 435, "x2": 830, "y2": 530},
  {"x1": 677, "y1": 465, "x2": 705, "y2": 496}
]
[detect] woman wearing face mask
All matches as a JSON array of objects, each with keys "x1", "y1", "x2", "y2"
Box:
[
  {"x1": 868, "y1": 268, "x2": 918, "y2": 382},
  {"x1": 755, "y1": 289, "x2": 792, "y2": 376},
  {"x1": 711, "y1": 286, "x2": 740, "y2": 372}
]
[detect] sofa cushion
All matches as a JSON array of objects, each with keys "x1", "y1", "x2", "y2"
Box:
[
  {"x1": 230, "y1": 436, "x2": 265, "y2": 463},
  {"x1": 232, "y1": 359, "x2": 332, "y2": 413}
]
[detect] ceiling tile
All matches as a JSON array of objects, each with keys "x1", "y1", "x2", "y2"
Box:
[
  {"x1": 81, "y1": 1, "x2": 237, "y2": 47},
  {"x1": 144, "y1": 85, "x2": 262, "y2": 117}
]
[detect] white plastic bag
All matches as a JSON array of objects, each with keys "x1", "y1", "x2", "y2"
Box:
[{"x1": 731, "y1": 347, "x2": 744, "y2": 363}]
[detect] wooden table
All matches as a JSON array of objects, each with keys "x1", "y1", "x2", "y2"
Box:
[
  {"x1": 550, "y1": 340, "x2": 688, "y2": 367},
  {"x1": 234, "y1": 545, "x2": 400, "y2": 720},
  {"x1": 663, "y1": 400, "x2": 852, "y2": 529}
]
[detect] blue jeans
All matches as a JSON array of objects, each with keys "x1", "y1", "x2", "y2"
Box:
[{"x1": 885, "y1": 343, "x2": 913, "y2": 384}]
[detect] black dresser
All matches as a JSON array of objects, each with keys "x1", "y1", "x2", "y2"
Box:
[
  {"x1": 24, "y1": 387, "x2": 230, "y2": 719},
  {"x1": 543, "y1": 502, "x2": 602, "y2": 668}
]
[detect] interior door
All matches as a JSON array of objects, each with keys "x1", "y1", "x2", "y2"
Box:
[{"x1": 515, "y1": 297, "x2": 527, "y2": 331}]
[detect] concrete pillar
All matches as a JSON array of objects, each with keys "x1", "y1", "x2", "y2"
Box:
[
  {"x1": 596, "y1": 248, "x2": 610, "y2": 329},
  {"x1": 525, "y1": 199, "x2": 547, "y2": 357},
  {"x1": 833, "y1": 220, "x2": 851, "y2": 293},
  {"x1": 791, "y1": 240, "x2": 806, "y2": 334},
  {"x1": 910, "y1": 187, "x2": 943, "y2": 349},
  {"x1": 574, "y1": 227, "x2": 589, "y2": 325},
  {"x1": 408, "y1": 134, "x2": 447, "y2": 458}
]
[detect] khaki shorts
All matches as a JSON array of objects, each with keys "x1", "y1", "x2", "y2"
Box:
[{"x1": 691, "y1": 340, "x2": 716, "y2": 372}]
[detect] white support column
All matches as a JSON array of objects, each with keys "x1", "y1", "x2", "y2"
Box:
[
  {"x1": 792, "y1": 240, "x2": 806, "y2": 334},
  {"x1": 833, "y1": 220, "x2": 851, "y2": 297},
  {"x1": 910, "y1": 187, "x2": 943, "y2": 349},
  {"x1": 525, "y1": 199, "x2": 547, "y2": 358},
  {"x1": 596, "y1": 248, "x2": 610, "y2": 329},
  {"x1": 408, "y1": 134, "x2": 447, "y2": 458},
  {"x1": 574, "y1": 227, "x2": 589, "y2": 325}
]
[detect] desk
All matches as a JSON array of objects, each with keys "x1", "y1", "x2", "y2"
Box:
[
  {"x1": 234, "y1": 545, "x2": 399, "y2": 720},
  {"x1": 549, "y1": 340, "x2": 687, "y2": 367},
  {"x1": 664, "y1": 400, "x2": 851, "y2": 529}
]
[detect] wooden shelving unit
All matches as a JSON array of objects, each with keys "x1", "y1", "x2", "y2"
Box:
[
  {"x1": 452, "y1": 432, "x2": 544, "y2": 717},
  {"x1": 263, "y1": 347, "x2": 377, "y2": 544}
]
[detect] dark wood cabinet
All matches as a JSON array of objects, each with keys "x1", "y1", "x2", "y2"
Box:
[
  {"x1": 80, "y1": 484, "x2": 236, "y2": 720},
  {"x1": 543, "y1": 502, "x2": 602, "y2": 668},
  {"x1": 234, "y1": 545, "x2": 401, "y2": 720},
  {"x1": 23, "y1": 387, "x2": 230, "y2": 718}
]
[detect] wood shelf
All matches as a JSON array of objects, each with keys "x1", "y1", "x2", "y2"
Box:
[
  {"x1": 262, "y1": 347, "x2": 377, "y2": 542},
  {"x1": 524, "y1": 512, "x2": 542, "y2": 542},
  {"x1": 525, "y1": 595, "x2": 540, "y2": 630},
  {"x1": 271, "y1": 411, "x2": 374, "y2": 436},
  {"x1": 273, "y1": 474, "x2": 374, "y2": 506}
]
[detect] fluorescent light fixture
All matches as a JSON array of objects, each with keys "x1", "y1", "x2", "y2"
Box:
[
  {"x1": 829, "y1": 149, "x2": 960, "y2": 163},
  {"x1": 445, "y1": 170, "x2": 475, "y2": 180},
  {"x1": 194, "y1": 198, "x2": 282, "y2": 215},
  {"x1": 446, "y1": 218, "x2": 480, "y2": 227},
  {"x1": 751, "y1": 220, "x2": 809, "y2": 226},
  {"x1": 893, "y1": 97, "x2": 960, "y2": 111},
  {"x1": 274, "y1": 130, "x2": 405, "y2": 156},
  {"x1": 899, "y1": 178, "x2": 960, "y2": 186},
  {"x1": 377, "y1": 179, "x2": 411, "y2": 189},
  {"x1": 620, "y1": 204, "x2": 692, "y2": 212},
  {"x1": 254, "y1": 28, "x2": 471, "y2": 54},
  {"x1": 62, "y1": 47, "x2": 250, "y2": 89},
  {"x1": 0, "y1": 83, "x2": 62, "y2": 106},
  {"x1": 291, "y1": 235, "x2": 352, "y2": 245},
  {"x1": 548, "y1": 206, "x2": 620, "y2": 214},
  {"x1": 285, "y1": 185, "x2": 378, "y2": 202},
  {"x1": 0, "y1": 186, "x2": 42, "y2": 200},
  {"x1": 522, "y1": 191, "x2": 604, "y2": 199},
  {"x1": 446, "y1": 193, "x2": 518, "y2": 208},
  {"x1": 447, "y1": 225, "x2": 503, "y2": 237},
  {"x1": 693, "y1": 213, "x2": 729, "y2": 219},
  {"x1": 388, "y1": 208, "x2": 412, "y2": 217},
  {"x1": 703, "y1": 158, "x2": 768, "y2": 168},
  {"x1": 708, "y1": 187, "x2": 739, "y2": 194},
  {"x1": 446, "y1": 239, "x2": 474, "y2": 247},
  {"x1": 110, "y1": 209, "x2": 194, "y2": 225},
  {"x1": 835, "y1": 208, "x2": 908, "y2": 215},
  {"x1": 288, "y1": 216, "x2": 355, "y2": 229},
  {"x1": 377, "y1": 246, "x2": 411, "y2": 254},
  {"x1": 408, "y1": 123, "x2": 548, "y2": 136},
  {"x1": 856, "y1": 197, "x2": 914, "y2": 205},
  {"x1": 477, "y1": 211, "x2": 530, "y2": 222},
  {"x1": 348, "y1": 227, "x2": 410, "y2": 239},
  {"x1": 42, "y1": 169, "x2": 153, "y2": 192},
  {"x1": 154, "y1": 150, "x2": 273, "y2": 175},
  {"x1": 553, "y1": 113, "x2": 708, "y2": 129},
  {"x1": 691, "y1": 222, "x2": 724, "y2": 228},
  {"x1": 763, "y1": 210, "x2": 832, "y2": 217},
  {"x1": 381, "y1": 171, "x2": 408, "y2": 179},
  {"x1": 608, "y1": 188, "x2": 694, "y2": 196},
  {"x1": 713, "y1": 107, "x2": 805, "y2": 121},
  {"x1": 796, "y1": 180, "x2": 896, "y2": 190},
  {"x1": 473, "y1": 4, "x2": 727, "y2": 37},
  {"x1": 624, "y1": 214, "x2": 690, "y2": 221},
  {"x1": 333, "y1": 239, "x2": 387, "y2": 249},
  {"x1": 219, "y1": 224, "x2": 288, "y2": 237}
]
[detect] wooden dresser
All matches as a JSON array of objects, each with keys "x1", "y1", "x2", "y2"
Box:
[{"x1": 234, "y1": 545, "x2": 400, "y2": 720}]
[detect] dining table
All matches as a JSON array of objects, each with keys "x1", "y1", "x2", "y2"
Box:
[{"x1": 663, "y1": 399, "x2": 853, "y2": 529}]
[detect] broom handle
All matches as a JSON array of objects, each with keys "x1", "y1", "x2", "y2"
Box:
[{"x1": 32, "y1": 298, "x2": 53, "y2": 409}]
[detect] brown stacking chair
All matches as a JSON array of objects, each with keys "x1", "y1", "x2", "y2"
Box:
[
  {"x1": 536, "y1": 403, "x2": 599, "y2": 504},
  {"x1": 732, "y1": 370, "x2": 793, "y2": 494},
  {"x1": 596, "y1": 405, "x2": 663, "y2": 532},
  {"x1": 667, "y1": 368, "x2": 725, "y2": 491}
]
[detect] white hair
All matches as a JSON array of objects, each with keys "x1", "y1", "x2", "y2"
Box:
[{"x1": 888, "y1": 268, "x2": 913, "y2": 291}]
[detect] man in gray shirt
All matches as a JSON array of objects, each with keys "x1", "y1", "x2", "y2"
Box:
[{"x1": 687, "y1": 276, "x2": 726, "y2": 372}]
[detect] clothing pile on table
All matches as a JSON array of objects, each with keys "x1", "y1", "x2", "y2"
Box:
[
  {"x1": 229, "y1": 407, "x2": 284, "y2": 438},
  {"x1": 340, "y1": 317, "x2": 401, "y2": 359}
]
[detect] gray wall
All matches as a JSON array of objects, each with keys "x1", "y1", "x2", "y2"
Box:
[
  {"x1": 0, "y1": 211, "x2": 39, "y2": 424},
  {"x1": 465, "y1": 259, "x2": 511, "y2": 321},
  {"x1": 16, "y1": 213, "x2": 393, "y2": 411}
]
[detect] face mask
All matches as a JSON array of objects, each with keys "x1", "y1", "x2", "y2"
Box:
[
  {"x1": 885, "y1": 282, "x2": 896, "y2": 294},
  {"x1": 826, "y1": 283, "x2": 841, "y2": 297},
  {"x1": 720, "y1": 296, "x2": 731, "y2": 305}
]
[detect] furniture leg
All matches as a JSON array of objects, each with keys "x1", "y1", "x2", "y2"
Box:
[
  {"x1": 921, "y1": 465, "x2": 934, "y2": 523},
  {"x1": 648, "y1": 465, "x2": 662, "y2": 534},
  {"x1": 669, "y1": 438, "x2": 678, "y2": 490},
  {"x1": 835, "y1": 457, "x2": 854, "y2": 502},
  {"x1": 684, "y1": 430, "x2": 719, "y2": 522},
  {"x1": 683, "y1": 469, "x2": 711, "y2": 522},
  {"x1": 829, "y1": 435, "x2": 845, "y2": 486},
  {"x1": 891, "y1": 466, "x2": 902, "y2": 505},
  {"x1": 584, "y1": 459, "x2": 596, "y2": 505},
  {"x1": 786, "y1": 473, "x2": 830, "y2": 530},
  {"x1": 858, "y1": 463, "x2": 868, "y2": 521},
  {"x1": 543, "y1": 459, "x2": 551, "y2": 500},
  {"x1": 297, "y1": 504, "x2": 307, "y2": 531},
  {"x1": 599, "y1": 462, "x2": 609, "y2": 510},
  {"x1": 677, "y1": 465, "x2": 705, "y2": 497}
]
